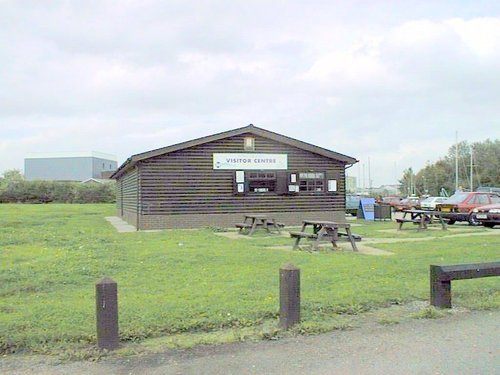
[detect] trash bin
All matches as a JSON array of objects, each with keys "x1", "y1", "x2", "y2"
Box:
[{"x1": 374, "y1": 204, "x2": 392, "y2": 221}]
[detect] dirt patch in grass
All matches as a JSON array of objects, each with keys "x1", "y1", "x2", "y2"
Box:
[
  {"x1": 355, "y1": 244, "x2": 394, "y2": 256},
  {"x1": 265, "y1": 242, "x2": 393, "y2": 256}
]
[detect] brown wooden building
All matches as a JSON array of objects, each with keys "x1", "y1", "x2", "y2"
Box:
[{"x1": 111, "y1": 125, "x2": 357, "y2": 230}]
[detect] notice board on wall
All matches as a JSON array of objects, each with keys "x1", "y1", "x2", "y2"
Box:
[{"x1": 357, "y1": 198, "x2": 375, "y2": 220}]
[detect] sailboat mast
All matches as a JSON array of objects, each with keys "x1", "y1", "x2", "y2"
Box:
[
  {"x1": 368, "y1": 157, "x2": 372, "y2": 193},
  {"x1": 455, "y1": 131, "x2": 459, "y2": 192},
  {"x1": 470, "y1": 145, "x2": 473, "y2": 192}
]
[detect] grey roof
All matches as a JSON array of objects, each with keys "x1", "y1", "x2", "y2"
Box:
[
  {"x1": 81, "y1": 178, "x2": 112, "y2": 184},
  {"x1": 112, "y1": 124, "x2": 358, "y2": 179}
]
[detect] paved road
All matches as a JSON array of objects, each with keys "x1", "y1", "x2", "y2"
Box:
[{"x1": 2, "y1": 310, "x2": 499, "y2": 375}]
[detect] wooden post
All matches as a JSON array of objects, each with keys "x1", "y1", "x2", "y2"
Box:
[
  {"x1": 430, "y1": 265, "x2": 451, "y2": 308},
  {"x1": 96, "y1": 277, "x2": 119, "y2": 350},
  {"x1": 280, "y1": 263, "x2": 300, "y2": 329}
]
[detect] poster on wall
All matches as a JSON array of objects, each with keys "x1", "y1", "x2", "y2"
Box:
[
  {"x1": 327, "y1": 179, "x2": 337, "y2": 192},
  {"x1": 235, "y1": 170, "x2": 245, "y2": 183},
  {"x1": 213, "y1": 153, "x2": 288, "y2": 170}
]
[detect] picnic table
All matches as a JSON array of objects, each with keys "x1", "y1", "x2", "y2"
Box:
[
  {"x1": 396, "y1": 209, "x2": 448, "y2": 231},
  {"x1": 289, "y1": 220, "x2": 359, "y2": 251},
  {"x1": 235, "y1": 214, "x2": 284, "y2": 236}
]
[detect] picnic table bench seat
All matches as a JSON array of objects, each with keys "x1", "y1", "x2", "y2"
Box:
[
  {"x1": 396, "y1": 217, "x2": 426, "y2": 231},
  {"x1": 268, "y1": 221, "x2": 285, "y2": 228},
  {"x1": 289, "y1": 231, "x2": 318, "y2": 239},
  {"x1": 338, "y1": 232, "x2": 362, "y2": 241},
  {"x1": 396, "y1": 218, "x2": 422, "y2": 224},
  {"x1": 327, "y1": 223, "x2": 352, "y2": 229},
  {"x1": 235, "y1": 223, "x2": 252, "y2": 230}
]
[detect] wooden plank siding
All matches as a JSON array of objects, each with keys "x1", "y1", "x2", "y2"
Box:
[
  {"x1": 117, "y1": 167, "x2": 139, "y2": 227},
  {"x1": 121, "y1": 133, "x2": 348, "y2": 229}
]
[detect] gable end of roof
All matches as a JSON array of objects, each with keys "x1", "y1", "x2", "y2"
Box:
[{"x1": 111, "y1": 124, "x2": 357, "y2": 179}]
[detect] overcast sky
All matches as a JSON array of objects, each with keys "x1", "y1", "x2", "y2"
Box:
[{"x1": 1, "y1": 1, "x2": 499, "y2": 186}]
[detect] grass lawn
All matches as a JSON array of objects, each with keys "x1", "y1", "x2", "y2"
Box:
[{"x1": 1, "y1": 204, "x2": 499, "y2": 357}]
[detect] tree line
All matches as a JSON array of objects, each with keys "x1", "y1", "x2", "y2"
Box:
[
  {"x1": 399, "y1": 139, "x2": 500, "y2": 196},
  {"x1": 0, "y1": 170, "x2": 116, "y2": 203}
]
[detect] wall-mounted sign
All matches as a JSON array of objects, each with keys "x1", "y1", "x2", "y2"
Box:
[{"x1": 213, "y1": 153, "x2": 288, "y2": 170}]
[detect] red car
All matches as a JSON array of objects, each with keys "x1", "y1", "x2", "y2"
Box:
[
  {"x1": 436, "y1": 192, "x2": 500, "y2": 225},
  {"x1": 394, "y1": 197, "x2": 420, "y2": 212},
  {"x1": 471, "y1": 203, "x2": 500, "y2": 228},
  {"x1": 379, "y1": 196, "x2": 402, "y2": 208}
]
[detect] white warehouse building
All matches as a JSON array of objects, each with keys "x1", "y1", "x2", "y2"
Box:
[{"x1": 24, "y1": 151, "x2": 118, "y2": 181}]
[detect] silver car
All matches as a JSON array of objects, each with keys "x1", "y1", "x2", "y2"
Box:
[{"x1": 420, "y1": 196, "x2": 448, "y2": 210}]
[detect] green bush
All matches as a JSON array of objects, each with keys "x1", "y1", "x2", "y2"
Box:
[
  {"x1": 0, "y1": 171, "x2": 115, "y2": 203},
  {"x1": 74, "y1": 183, "x2": 115, "y2": 203}
]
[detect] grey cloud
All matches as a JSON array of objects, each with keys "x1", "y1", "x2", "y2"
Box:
[{"x1": 1, "y1": 1, "x2": 500, "y2": 186}]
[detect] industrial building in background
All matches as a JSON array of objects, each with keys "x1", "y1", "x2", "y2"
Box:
[{"x1": 24, "y1": 151, "x2": 117, "y2": 181}]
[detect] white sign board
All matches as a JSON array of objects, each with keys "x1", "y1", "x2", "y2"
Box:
[
  {"x1": 235, "y1": 171, "x2": 245, "y2": 183},
  {"x1": 328, "y1": 179, "x2": 337, "y2": 192},
  {"x1": 213, "y1": 153, "x2": 288, "y2": 170}
]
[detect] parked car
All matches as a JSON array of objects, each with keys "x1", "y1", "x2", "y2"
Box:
[
  {"x1": 394, "y1": 196, "x2": 420, "y2": 211},
  {"x1": 471, "y1": 203, "x2": 500, "y2": 228},
  {"x1": 419, "y1": 196, "x2": 448, "y2": 210},
  {"x1": 435, "y1": 192, "x2": 500, "y2": 225},
  {"x1": 346, "y1": 194, "x2": 362, "y2": 216},
  {"x1": 379, "y1": 196, "x2": 402, "y2": 208},
  {"x1": 476, "y1": 186, "x2": 500, "y2": 194}
]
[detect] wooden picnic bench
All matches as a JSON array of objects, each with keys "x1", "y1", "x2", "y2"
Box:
[
  {"x1": 291, "y1": 220, "x2": 359, "y2": 251},
  {"x1": 397, "y1": 209, "x2": 447, "y2": 231},
  {"x1": 235, "y1": 214, "x2": 284, "y2": 235}
]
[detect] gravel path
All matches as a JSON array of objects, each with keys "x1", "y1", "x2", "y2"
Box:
[{"x1": 2, "y1": 310, "x2": 499, "y2": 375}]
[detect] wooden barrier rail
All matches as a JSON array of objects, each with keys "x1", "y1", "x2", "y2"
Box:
[{"x1": 430, "y1": 262, "x2": 500, "y2": 308}]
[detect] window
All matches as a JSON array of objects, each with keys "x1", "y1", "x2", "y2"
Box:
[
  {"x1": 244, "y1": 137, "x2": 255, "y2": 151},
  {"x1": 299, "y1": 172, "x2": 325, "y2": 192},
  {"x1": 474, "y1": 194, "x2": 490, "y2": 205},
  {"x1": 248, "y1": 171, "x2": 276, "y2": 192},
  {"x1": 446, "y1": 193, "x2": 469, "y2": 204}
]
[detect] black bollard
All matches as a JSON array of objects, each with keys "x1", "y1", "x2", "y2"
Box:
[
  {"x1": 96, "y1": 277, "x2": 119, "y2": 350},
  {"x1": 279, "y1": 263, "x2": 300, "y2": 329}
]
